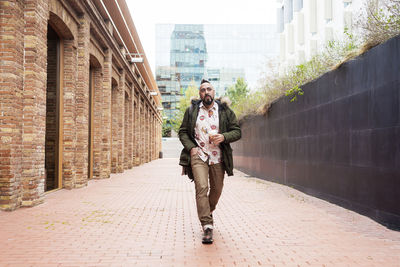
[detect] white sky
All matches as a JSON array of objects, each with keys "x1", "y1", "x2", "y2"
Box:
[{"x1": 126, "y1": 0, "x2": 277, "y2": 74}]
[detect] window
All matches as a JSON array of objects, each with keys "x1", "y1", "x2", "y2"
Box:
[
  {"x1": 294, "y1": 0, "x2": 303, "y2": 11},
  {"x1": 284, "y1": 0, "x2": 294, "y2": 23},
  {"x1": 277, "y1": 6, "x2": 284, "y2": 33},
  {"x1": 309, "y1": 0, "x2": 317, "y2": 33},
  {"x1": 324, "y1": 0, "x2": 332, "y2": 20}
]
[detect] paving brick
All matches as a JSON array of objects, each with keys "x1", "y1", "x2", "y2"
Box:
[{"x1": 1, "y1": 158, "x2": 399, "y2": 266}]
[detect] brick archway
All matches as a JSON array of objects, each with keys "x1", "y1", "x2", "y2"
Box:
[
  {"x1": 44, "y1": 23, "x2": 63, "y2": 192},
  {"x1": 89, "y1": 54, "x2": 103, "y2": 178},
  {"x1": 46, "y1": 11, "x2": 76, "y2": 190},
  {"x1": 111, "y1": 77, "x2": 119, "y2": 173},
  {"x1": 48, "y1": 12, "x2": 75, "y2": 41}
]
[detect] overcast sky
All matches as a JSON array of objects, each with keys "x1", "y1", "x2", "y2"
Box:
[{"x1": 126, "y1": 0, "x2": 277, "y2": 74}]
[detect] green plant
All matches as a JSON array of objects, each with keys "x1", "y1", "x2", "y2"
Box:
[
  {"x1": 238, "y1": 27, "x2": 362, "y2": 120},
  {"x1": 169, "y1": 81, "x2": 198, "y2": 133},
  {"x1": 285, "y1": 85, "x2": 304, "y2": 102},
  {"x1": 162, "y1": 123, "x2": 171, "y2": 137},
  {"x1": 161, "y1": 110, "x2": 171, "y2": 137},
  {"x1": 357, "y1": 0, "x2": 400, "y2": 47},
  {"x1": 232, "y1": 0, "x2": 399, "y2": 121},
  {"x1": 226, "y1": 77, "x2": 249, "y2": 107}
]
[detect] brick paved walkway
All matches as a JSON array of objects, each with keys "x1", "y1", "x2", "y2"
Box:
[{"x1": 1, "y1": 158, "x2": 400, "y2": 266}]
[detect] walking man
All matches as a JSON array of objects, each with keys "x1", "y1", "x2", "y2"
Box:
[{"x1": 178, "y1": 79, "x2": 241, "y2": 244}]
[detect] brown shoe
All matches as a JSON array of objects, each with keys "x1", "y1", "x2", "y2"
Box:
[{"x1": 202, "y1": 228, "x2": 213, "y2": 244}]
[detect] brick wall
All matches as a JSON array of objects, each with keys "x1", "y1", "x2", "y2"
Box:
[
  {"x1": 0, "y1": 0, "x2": 24, "y2": 210},
  {"x1": 111, "y1": 81, "x2": 118, "y2": 173},
  {"x1": 124, "y1": 92, "x2": 129, "y2": 169},
  {"x1": 92, "y1": 67, "x2": 103, "y2": 178},
  {"x1": 140, "y1": 98, "x2": 145, "y2": 164},
  {"x1": 100, "y1": 50, "x2": 112, "y2": 178},
  {"x1": 21, "y1": 0, "x2": 48, "y2": 207},
  {"x1": 126, "y1": 90, "x2": 133, "y2": 169},
  {"x1": 74, "y1": 14, "x2": 90, "y2": 187},
  {"x1": 0, "y1": 0, "x2": 162, "y2": 211},
  {"x1": 128, "y1": 92, "x2": 133, "y2": 168},
  {"x1": 61, "y1": 38, "x2": 77, "y2": 189},
  {"x1": 133, "y1": 92, "x2": 140, "y2": 166},
  {"x1": 117, "y1": 72, "x2": 125, "y2": 173}
]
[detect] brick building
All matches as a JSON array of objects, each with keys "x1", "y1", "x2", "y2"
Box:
[{"x1": 0, "y1": 0, "x2": 162, "y2": 210}]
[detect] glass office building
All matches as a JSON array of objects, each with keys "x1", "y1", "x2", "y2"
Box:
[
  {"x1": 156, "y1": 24, "x2": 279, "y2": 122},
  {"x1": 156, "y1": 24, "x2": 207, "y2": 121},
  {"x1": 170, "y1": 24, "x2": 207, "y2": 93}
]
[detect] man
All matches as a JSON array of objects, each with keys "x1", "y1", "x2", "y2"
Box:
[{"x1": 178, "y1": 79, "x2": 241, "y2": 244}]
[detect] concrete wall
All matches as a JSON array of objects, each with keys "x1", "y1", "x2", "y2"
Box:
[{"x1": 232, "y1": 35, "x2": 400, "y2": 228}]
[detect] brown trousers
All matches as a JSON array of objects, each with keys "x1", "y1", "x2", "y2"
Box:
[{"x1": 190, "y1": 154, "x2": 225, "y2": 226}]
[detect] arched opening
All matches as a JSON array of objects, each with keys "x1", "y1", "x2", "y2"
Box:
[
  {"x1": 111, "y1": 78, "x2": 119, "y2": 172},
  {"x1": 124, "y1": 91, "x2": 130, "y2": 168},
  {"x1": 89, "y1": 55, "x2": 102, "y2": 178},
  {"x1": 88, "y1": 55, "x2": 102, "y2": 179},
  {"x1": 88, "y1": 65, "x2": 94, "y2": 179},
  {"x1": 45, "y1": 11, "x2": 76, "y2": 190},
  {"x1": 45, "y1": 24, "x2": 62, "y2": 191}
]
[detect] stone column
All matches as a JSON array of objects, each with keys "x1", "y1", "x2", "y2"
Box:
[
  {"x1": 111, "y1": 80, "x2": 118, "y2": 173},
  {"x1": 155, "y1": 121, "x2": 158, "y2": 160},
  {"x1": 133, "y1": 90, "x2": 140, "y2": 166},
  {"x1": 140, "y1": 97, "x2": 145, "y2": 164},
  {"x1": 0, "y1": 0, "x2": 25, "y2": 210},
  {"x1": 152, "y1": 113, "x2": 155, "y2": 160},
  {"x1": 21, "y1": 0, "x2": 49, "y2": 206},
  {"x1": 74, "y1": 14, "x2": 90, "y2": 187},
  {"x1": 155, "y1": 116, "x2": 158, "y2": 160},
  {"x1": 92, "y1": 67, "x2": 103, "y2": 178},
  {"x1": 148, "y1": 106, "x2": 152, "y2": 162},
  {"x1": 128, "y1": 90, "x2": 134, "y2": 168},
  {"x1": 145, "y1": 105, "x2": 150, "y2": 163},
  {"x1": 159, "y1": 119, "x2": 161, "y2": 158},
  {"x1": 149, "y1": 111, "x2": 152, "y2": 161},
  {"x1": 101, "y1": 49, "x2": 112, "y2": 178},
  {"x1": 156, "y1": 120, "x2": 162, "y2": 158},
  {"x1": 132, "y1": 93, "x2": 139, "y2": 166},
  {"x1": 149, "y1": 113, "x2": 152, "y2": 161},
  {"x1": 117, "y1": 71, "x2": 125, "y2": 173},
  {"x1": 123, "y1": 89, "x2": 129, "y2": 170},
  {"x1": 149, "y1": 110, "x2": 152, "y2": 161},
  {"x1": 62, "y1": 39, "x2": 77, "y2": 188}
]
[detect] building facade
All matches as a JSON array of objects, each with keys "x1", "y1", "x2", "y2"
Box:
[
  {"x1": 0, "y1": 0, "x2": 162, "y2": 211},
  {"x1": 156, "y1": 24, "x2": 279, "y2": 122},
  {"x1": 170, "y1": 24, "x2": 208, "y2": 94},
  {"x1": 277, "y1": 0, "x2": 363, "y2": 73},
  {"x1": 207, "y1": 68, "x2": 246, "y2": 96}
]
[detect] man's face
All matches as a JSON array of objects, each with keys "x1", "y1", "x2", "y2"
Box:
[{"x1": 199, "y1": 82, "x2": 215, "y2": 106}]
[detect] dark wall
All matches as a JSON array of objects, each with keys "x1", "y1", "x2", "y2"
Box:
[{"x1": 232, "y1": 35, "x2": 400, "y2": 229}]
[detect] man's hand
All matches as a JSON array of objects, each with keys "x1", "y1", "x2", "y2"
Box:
[
  {"x1": 210, "y1": 134, "x2": 225, "y2": 145},
  {"x1": 190, "y1": 147, "x2": 199, "y2": 156}
]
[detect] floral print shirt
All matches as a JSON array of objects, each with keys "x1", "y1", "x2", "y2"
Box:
[{"x1": 194, "y1": 102, "x2": 222, "y2": 165}]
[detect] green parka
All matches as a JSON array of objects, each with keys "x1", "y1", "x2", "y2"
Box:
[{"x1": 178, "y1": 98, "x2": 241, "y2": 180}]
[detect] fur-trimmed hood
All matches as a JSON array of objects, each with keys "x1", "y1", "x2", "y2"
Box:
[{"x1": 190, "y1": 96, "x2": 232, "y2": 108}]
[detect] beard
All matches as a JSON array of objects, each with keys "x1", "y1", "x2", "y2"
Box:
[{"x1": 202, "y1": 94, "x2": 213, "y2": 106}]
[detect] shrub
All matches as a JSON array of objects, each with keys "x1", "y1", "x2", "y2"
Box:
[
  {"x1": 236, "y1": 0, "x2": 399, "y2": 121},
  {"x1": 356, "y1": 0, "x2": 400, "y2": 49}
]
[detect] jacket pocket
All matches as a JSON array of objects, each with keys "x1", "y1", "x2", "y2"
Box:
[{"x1": 179, "y1": 148, "x2": 190, "y2": 166}]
